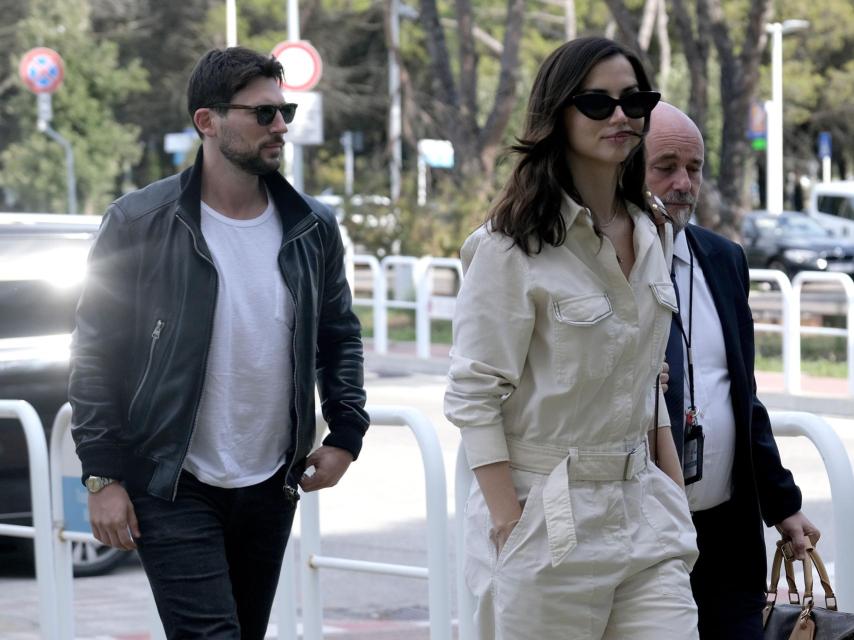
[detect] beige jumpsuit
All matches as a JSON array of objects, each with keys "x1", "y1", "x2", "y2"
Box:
[{"x1": 445, "y1": 196, "x2": 699, "y2": 639}]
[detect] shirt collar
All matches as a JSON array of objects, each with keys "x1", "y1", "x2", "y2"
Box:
[
  {"x1": 560, "y1": 192, "x2": 586, "y2": 229},
  {"x1": 673, "y1": 230, "x2": 691, "y2": 265},
  {"x1": 560, "y1": 192, "x2": 652, "y2": 232}
]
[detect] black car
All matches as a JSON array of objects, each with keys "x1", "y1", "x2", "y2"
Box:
[
  {"x1": 741, "y1": 210, "x2": 854, "y2": 278},
  {"x1": 0, "y1": 213, "x2": 128, "y2": 576}
]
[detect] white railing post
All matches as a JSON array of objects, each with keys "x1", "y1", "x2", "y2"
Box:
[
  {"x1": 455, "y1": 446, "x2": 476, "y2": 640},
  {"x1": 300, "y1": 490, "x2": 324, "y2": 640},
  {"x1": 749, "y1": 269, "x2": 798, "y2": 393},
  {"x1": 792, "y1": 272, "x2": 854, "y2": 396},
  {"x1": 416, "y1": 257, "x2": 432, "y2": 358},
  {"x1": 276, "y1": 540, "x2": 299, "y2": 640},
  {"x1": 295, "y1": 406, "x2": 452, "y2": 640},
  {"x1": 415, "y1": 257, "x2": 464, "y2": 360},
  {"x1": 0, "y1": 400, "x2": 60, "y2": 639},
  {"x1": 353, "y1": 255, "x2": 388, "y2": 354},
  {"x1": 381, "y1": 255, "x2": 420, "y2": 355},
  {"x1": 769, "y1": 411, "x2": 854, "y2": 611},
  {"x1": 49, "y1": 404, "x2": 76, "y2": 640}
]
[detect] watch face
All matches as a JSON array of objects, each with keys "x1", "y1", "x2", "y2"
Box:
[{"x1": 86, "y1": 476, "x2": 111, "y2": 492}]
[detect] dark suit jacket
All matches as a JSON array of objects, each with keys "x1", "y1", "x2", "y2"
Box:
[{"x1": 665, "y1": 224, "x2": 802, "y2": 594}]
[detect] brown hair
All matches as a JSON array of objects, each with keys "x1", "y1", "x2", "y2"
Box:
[
  {"x1": 187, "y1": 47, "x2": 285, "y2": 138},
  {"x1": 488, "y1": 37, "x2": 655, "y2": 254}
]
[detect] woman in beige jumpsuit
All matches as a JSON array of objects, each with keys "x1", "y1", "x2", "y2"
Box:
[{"x1": 445, "y1": 37, "x2": 699, "y2": 639}]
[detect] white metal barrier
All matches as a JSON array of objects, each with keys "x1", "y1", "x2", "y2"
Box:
[
  {"x1": 353, "y1": 254, "x2": 388, "y2": 354},
  {"x1": 278, "y1": 405, "x2": 453, "y2": 640},
  {"x1": 453, "y1": 411, "x2": 854, "y2": 636},
  {"x1": 791, "y1": 272, "x2": 854, "y2": 395},
  {"x1": 750, "y1": 269, "x2": 854, "y2": 395},
  {"x1": 42, "y1": 403, "x2": 167, "y2": 640},
  {"x1": 416, "y1": 257, "x2": 463, "y2": 359},
  {"x1": 768, "y1": 411, "x2": 854, "y2": 611},
  {"x1": 0, "y1": 400, "x2": 60, "y2": 639},
  {"x1": 352, "y1": 254, "x2": 462, "y2": 359},
  {"x1": 749, "y1": 269, "x2": 797, "y2": 392}
]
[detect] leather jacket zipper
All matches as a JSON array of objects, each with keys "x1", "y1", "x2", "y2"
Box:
[
  {"x1": 279, "y1": 216, "x2": 319, "y2": 503},
  {"x1": 127, "y1": 319, "x2": 164, "y2": 421},
  {"x1": 173, "y1": 215, "x2": 218, "y2": 500}
]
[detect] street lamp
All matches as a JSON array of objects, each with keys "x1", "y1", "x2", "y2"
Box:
[{"x1": 765, "y1": 19, "x2": 809, "y2": 215}]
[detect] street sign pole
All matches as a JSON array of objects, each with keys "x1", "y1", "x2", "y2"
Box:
[
  {"x1": 287, "y1": 0, "x2": 304, "y2": 192},
  {"x1": 20, "y1": 47, "x2": 77, "y2": 214},
  {"x1": 818, "y1": 131, "x2": 832, "y2": 183}
]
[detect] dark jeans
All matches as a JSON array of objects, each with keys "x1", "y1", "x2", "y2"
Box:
[
  {"x1": 691, "y1": 500, "x2": 766, "y2": 640},
  {"x1": 130, "y1": 466, "x2": 297, "y2": 640}
]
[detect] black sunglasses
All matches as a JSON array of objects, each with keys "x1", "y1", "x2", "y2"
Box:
[
  {"x1": 211, "y1": 102, "x2": 298, "y2": 125},
  {"x1": 569, "y1": 91, "x2": 661, "y2": 121}
]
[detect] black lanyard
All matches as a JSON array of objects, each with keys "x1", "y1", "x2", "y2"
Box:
[{"x1": 671, "y1": 243, "x2": 697, "y2": 415}]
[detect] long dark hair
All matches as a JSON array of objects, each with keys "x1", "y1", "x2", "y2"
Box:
[{"x1": 488, "y1": 37, "x2": 655, "y2": 254}]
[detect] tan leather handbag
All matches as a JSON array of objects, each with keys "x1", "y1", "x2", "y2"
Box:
[{"x1": 764, "y1": 537, "x2": 854, "y2": 640}]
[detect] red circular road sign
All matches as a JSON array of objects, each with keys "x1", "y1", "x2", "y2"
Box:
[
  {"x1": 19, "y1": 47, "x2": 65, "y2": 94},
  {"x1": 271, "y1": 40, "x2": 323, "y2": 92}
]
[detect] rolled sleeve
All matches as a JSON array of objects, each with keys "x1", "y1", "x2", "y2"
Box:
[{"x1": 443, "y1": 228, "x2": 534, "y2": 469}]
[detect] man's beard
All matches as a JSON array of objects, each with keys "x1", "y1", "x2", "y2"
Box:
[
  {"x1": 219, "y1": 130, "x2": 281, "y2": 175},
  {"x1": 662, "y1": 191, "x2": 696, "y2": 232}
]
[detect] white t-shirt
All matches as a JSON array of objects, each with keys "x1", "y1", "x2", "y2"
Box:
[{"x1": 183, "y1": 195, "x2": 294, "y2": 488}]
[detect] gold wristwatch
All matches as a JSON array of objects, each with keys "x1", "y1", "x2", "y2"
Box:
[{"x1": 85, "y1": 476, "x2": 116, "y2": 493}]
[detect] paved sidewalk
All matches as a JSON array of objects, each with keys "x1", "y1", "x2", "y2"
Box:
[{"x1": 3, "y1": 347, "x2": 852, "y2": 639}]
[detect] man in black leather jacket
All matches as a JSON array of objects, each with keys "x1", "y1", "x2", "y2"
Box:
[{"x1": 69, "y1": 47, "x2": 369, "y2": 639}]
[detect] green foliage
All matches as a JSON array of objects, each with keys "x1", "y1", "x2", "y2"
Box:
[
  {"x1": 338, "y1": 172, "x2": 492, "y2": 258},
  {"x1": 771, "y1": 0, "x2": 854, "y2": 178},
  {"x1": 1, "y1": 0, "x2": 851, "y2": 233},
  {"x1": 0, "y1": 0, "x2": 148, "y2": 213}
]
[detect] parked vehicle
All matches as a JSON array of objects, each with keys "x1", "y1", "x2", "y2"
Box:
[
  {"x1": 741, "y1": 210, "x2": 854, "y2": 278},
  {"x1": 808, "y1": 180, "x2": 854, "y2": 237},
  {"x1": 0, "y1": 212, "x2": 129, "y2": 576}
]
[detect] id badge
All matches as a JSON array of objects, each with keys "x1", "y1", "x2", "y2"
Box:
[{"x1": 683, "y1": 421, "x2": 704, "y2": 485}]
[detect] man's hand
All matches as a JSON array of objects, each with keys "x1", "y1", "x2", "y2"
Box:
[
  {"x1": 776, "y1": 511, "x2": 821, "y2": 561},
  {"x1": 88, "y1": 483, "x2": 140, "y2": 550},
  {"x1": 659, "y1": 361, "x2": 670, "y2": 394},
  {"x1": 298, "y1": 446, "x2": 354, "y2": 492}
]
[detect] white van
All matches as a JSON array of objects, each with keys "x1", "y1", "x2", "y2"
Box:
[{"x1": 808, "y1": 181, "x2": 854, "y2": 237}]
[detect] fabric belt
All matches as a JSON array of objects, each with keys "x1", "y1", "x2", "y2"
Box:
[{"x1": 507, "y1": 437, "x2": 650, "y2": 568}]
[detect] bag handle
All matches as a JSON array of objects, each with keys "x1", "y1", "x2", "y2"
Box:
[
  {"x1": 780, "y1": 537, "x2": 837, "y2": 611},
  {"x1": 765, "y1": 534, "x2": 835, "y2": 621}
]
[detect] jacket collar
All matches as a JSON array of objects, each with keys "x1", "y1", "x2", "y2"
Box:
[{"x1": 177, "y1": 147, "x2": 314, "y2": 235}]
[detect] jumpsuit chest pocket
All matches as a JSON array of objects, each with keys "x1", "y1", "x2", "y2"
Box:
[
  {"x1": 649, "y1": 281, "x2": 680, "y2": 369},
  {"x1": 551, "y1": 292, "x2": 618, "y2": 384}
]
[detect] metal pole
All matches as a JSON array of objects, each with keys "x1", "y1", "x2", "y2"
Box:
[
  {"x1": 769, "y1": 411, "x2": 854, "y2": 611},
  {"x1": 41, "y1": 124, "x2": 77, "y2": 215},
  {"x1": 0, "y1": 401, "x2": 59, "y2": 639},
  {"x1": 388, "y1": 0, "x2": 402, "y2": 202},
  {"x1": 226, "y1": 0, "x2": 238, "y2": 46},
  {"x1": 286, "y1": 0, "x2": 304, "y2": 192},
  {"x1": 342, "y1": 131, "x2": 354, "y2": 196},
  {"x1": 767, "y1": 22, "x2": 784, "y2": 215}
]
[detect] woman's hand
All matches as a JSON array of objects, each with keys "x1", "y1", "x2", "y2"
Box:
[
  {"x1": 473, "y1": 461, "x2": 524, "y2": 554},
  {"x1": 659, "y1": 361, "x2": 670, "y2": 394},
  {"x1": 490, "y1": 517, "x2": 521, "y2": 555}
]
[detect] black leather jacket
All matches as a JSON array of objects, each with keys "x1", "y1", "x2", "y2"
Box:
[{"x1": 69, "y1": 150, "x2": 369, "y2": 501}]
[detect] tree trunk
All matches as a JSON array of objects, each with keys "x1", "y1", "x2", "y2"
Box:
[
  {"x1": 705, "y1": 0, "x2": 771, "y2": 237},
  {"x1": 669, "y1": 0, "x2": 709, "y2": 140},
  {"x1": 417, "y1": 0, "x2": 526, "y2": 183}
]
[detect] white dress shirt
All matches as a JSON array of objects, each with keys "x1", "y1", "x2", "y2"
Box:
[{"x1": 672, "y1": 231, "x2": 736, "y2": 511}]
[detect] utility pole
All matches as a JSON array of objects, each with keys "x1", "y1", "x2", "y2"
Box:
[{"x1": 388, "y1": 0, "x2": 402, "y2": 202}]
